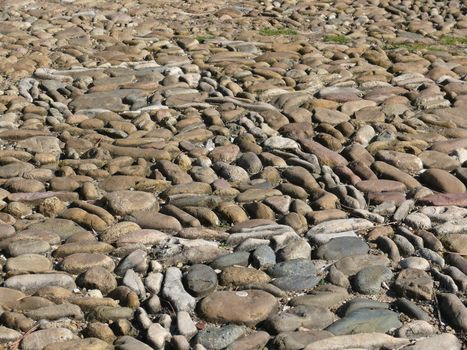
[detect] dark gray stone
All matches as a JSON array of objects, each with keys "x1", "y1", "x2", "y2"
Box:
[
  {"x1": 315, "y1": 237, "x2": 369, "y2": 260},
  {"x1": 184, "y1": 264, "x2": 218, "y2": 297}
]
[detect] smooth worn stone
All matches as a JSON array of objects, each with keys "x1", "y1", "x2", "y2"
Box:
[
  {"x1": 8, "y1": 239, "x2": 50, "y2": 256},
  {"x1": 77, "y1": 266, "x2": 118, "y2": 295},
  {"x1": 420, "y1": 169, "x2": 466, "y2": 194},
  {"x1": 402, "y1": 333, "x2": 462, "y2": 350},
  {"x1": 251, "y1": 245, "x2": 276, "y2": 269},
  {"x1": 315, "y1": 237, "x2": 369, "y2": 260},
  {"x1": 226, "y1": 331, "x2": 270, "y2": 350},
  {"x1": 299, "y1": 139, "x2": 348, "y2": 167},
  {"x1": 273, "y1": 330, "x2": 333, "y2": 350},
  {"x1": 4, "y1": 273, "x2": 76, "y2": 294},
  {"x1": 211, "y1": 252, "x2": 250, "y2": 270},
  {"x1": 162, "y1": 267, "x2": 196, "y2": 312},
  {"x1": 375, "y1": 150, "x2": 423, "y2": 174},
  {"x1": 267, "y1": 259, "x2": 317, "y2": 278},
  {"x1": 304, "y1": 333, "x2": 410, "y2": 350},
  {"x1": 184, "y1": 264, "x2": 218, "y2": 297},
  {"x1": 60, "y1": 253, "x2": 115, "y2": 274},
  {"x1": 53, "y1": 241, "x2": 114, "y2": 258},
  {"x1": 399, "y1": 257, "x2": 430, "y2": 271},
  {"x1": 333, "y1": 254, "x2": 390, "y2": 276},
  {"x1": 147, "y1": 323, "x2": 171, "y2": 349},
  {"x1": 437, "y1": 293, "x2": 467, "y2": 333},
  {"x1": 417, "y1": 193, "x2": 467, "y2": 207},
  {"x1": 417, "y1": 248, "x2": 445, "y2": 267},
  {"x1": 267, "y1": 304, "x2": 336, "y2": 333},
  {"x1": 306, "y1": 218, "x2": 373, "y2": 236},
  {"x1": 26, "y1": 219, "x2": 84, "y2": 240},
  {"x1": 396, "y1": 320, "x2": 436, "y2": 339},
  {"x1": 404, "y1": 212, "x2": 431, "y2": 230},
  {"x1": 114, "y1": 336, "x2": 153, "y2": 350},
  {"x1": 106, "y1": 190, "x2": 158, "y2": 215},
  {"x1": 314, "y1": 108, "x2": 349, "y2": 125},
  {"x1": 372, "y1": 161, "x2": 421, "y2": 190},
  {"x1": 199, "y1": 290, "x2": 278, "y2": 326},
  {"x1": 271, "y1": 275, "x2": 321, "y2": 292},
  {"x1": 21, "y1": 328, "x2": 74, "y2": 350},
  {"x1": 356, "y1": 179, "x2": 406, "y2": 193},
  {"x1": 393, "y1": 234, "x2": 415, "y2": 257},
  {"x1": 6, "y1": 254, "x2": 52, "y2": 273},
  {"x1": 395, "y1": 268, "x2": 434, "y2": 300},
  {"x1": 116, "y1": 229, "x2": 169, "y2": 247},
  {"x1": 126, "y1": 211, "x2": 182, "y2": 232},
  {"x1": 115, "y1": 249, "x2": 147, "y2": 276},
  {"x1": 325, "y1": 309, "x2": 402, "y2": 335},
  {"x1": 25, "y1": 303, "x2": 83, "y2": 320},
  {"x1": 90, "y1": 306, "x2": 134, "y2": 322},
  {"x1": 220, "y1": 266, "x2": 271, "y2": 287},
  {"x1": 195, "y1": 325, "x2": 247, "y2": 350},
  {"x1": 289, "y1": 285, "x2": 349, "y2": 308},
  {"x1": 0, "y1": 288, "x2": 26, "y2": 309},
  {"x1": 354, "y1": 265, "x2": 393, "y2": 294},
  {"x1": 419, "y1": 151, "x2": 460, "y2": 171},
  {"x1": 43, "y1": 338, "x2": 113, "y2": 350},
  {"x1": 393, "y1": 298, "x2": 430, "y2": 321},
  {"x1": 342, "y1": 298, "x2": 389, "y2": 316}
]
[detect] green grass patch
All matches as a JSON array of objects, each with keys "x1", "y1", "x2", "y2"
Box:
[
  {"x1": 440, "y1": 36, "x2": 467, "y2": 45},
  {"x1": 195, "y1": 35, "x2": 215, "y2": 44},
  {"x1": 384, "y1": 41, "x2": 451, "y2": 53},
  {"x1": 259, "y1": 27, "x2": 298, "y2": 36},
  {"x1": 323, "y1": 34, "x2": 350, "y2": 44}
]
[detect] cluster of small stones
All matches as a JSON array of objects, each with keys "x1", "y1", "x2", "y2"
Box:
[{"x1": 0, "y1": 0, "x2": 466, "y2": 349}]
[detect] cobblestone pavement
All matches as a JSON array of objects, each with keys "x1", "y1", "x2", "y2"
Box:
[{"x1": 0, "y1": 0, "x2": 466, "y2": 349}]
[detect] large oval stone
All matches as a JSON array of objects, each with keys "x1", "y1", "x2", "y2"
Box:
[{"x1": 199, "y1": 290, "x2": 278, "y2": 326}]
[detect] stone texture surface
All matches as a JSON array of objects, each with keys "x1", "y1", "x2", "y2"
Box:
[{"x1": 0, "y1": 0, "x2": 465, "y2": 347}]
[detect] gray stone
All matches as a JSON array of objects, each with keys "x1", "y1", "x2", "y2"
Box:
[
  {"x1": 195, "y1": 325, "x2": 247, "y2": 350},
  {"x1": 325, "y1": 309, "x2": 401, "y2": 335},
  {"x1": 315, "y1": 237, "x2": 369, "y2": 260},
  {"x1": 162, "y1": 267, "x2": 196, "y2": 312},
  {"x1": 184, "y1": 264, "x2": 218, "y2": 297},
  {"x1": 354, "y1": 265, "x2": 393, "y2": 294}
]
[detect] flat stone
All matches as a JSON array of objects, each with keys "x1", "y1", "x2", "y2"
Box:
[
  {"x1": 403, "y1": 333, "x2": 462, "y2": 350},
  {"x1": 273, "y1": 330, "x2": 333, "y2": 350},
  {"x1": 289, "y1": 285, "x2": 349, "y2": 308},
  {"x1": 419, "y1": 151, "x2": 460, "y2": 171},
  {"x1": 437, "y1": 293, "x2": 467, "y2": 333},
  {"x1": 6, "y1": 254, "x2": 52, "y2": 273},
  {"x1": 356, "y1": 179, "x2": 406, "y2": 193},
  {"x1": 61, "y1": 253, "x2": 115, "y2": 274},
  {"x1": 420, "y1": 169, "x2": 466, "y2": 194},
  {"x1": 267, "y1": 259, "x2": 317, "y2": 278},
  {"x1": 21, "y1": 328, "x2": 74, "y2": 350},
  {"x1": 395, "y1": 268, "x2": 434, "y2": 300},
  {"x1": 161, "y1": 267, "x2": 196, "y2": 312},
  {"x1": 226, "y1": 331, "x2": 270, "y2": 350},
  {"x1": 211, "y1": 252, "x2": 250, "y2": 270},
  {"x1": 325, "y1": 309, "x2": 402, "y2": 335},
  {"x1": 333, "y1": 254, "x2": 390, "y2": 276},
  {"x1": 184, "y1": 264, "x2": 218, "y2": 297},
  {"x1": 4, "y1": 273, "x2": 76, "y2": 294},
  {"x1": 106, "y1": 191, "x2": 158, "y2": 215},
  {"x1": 354, "y1": 265, "x2": 393, "y2": 294},
  {"x1": 315, "y1": 237, "x2": 369, "y2": 260},
  {"x1": 196, "y1": 325, "x2": 247, "y2": 350},
  {"x1": 304, "y1": 333, "x2": 410, "y2": 350},
  {"x1": 43, "y1": 338, "x2": 113, "y2": 350},
  {"x1": 0, "y1": 287, "x2": 26, "y2": 308},
  {"x1": 220, "y1": 266, "x2": 271, "y2": 287},
  {"x1": 267, "y1": 305, "x2": 336, "y2": 333},
  {"x1": 199, "y1": 290, "x2": 278, "y2": 326}
]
